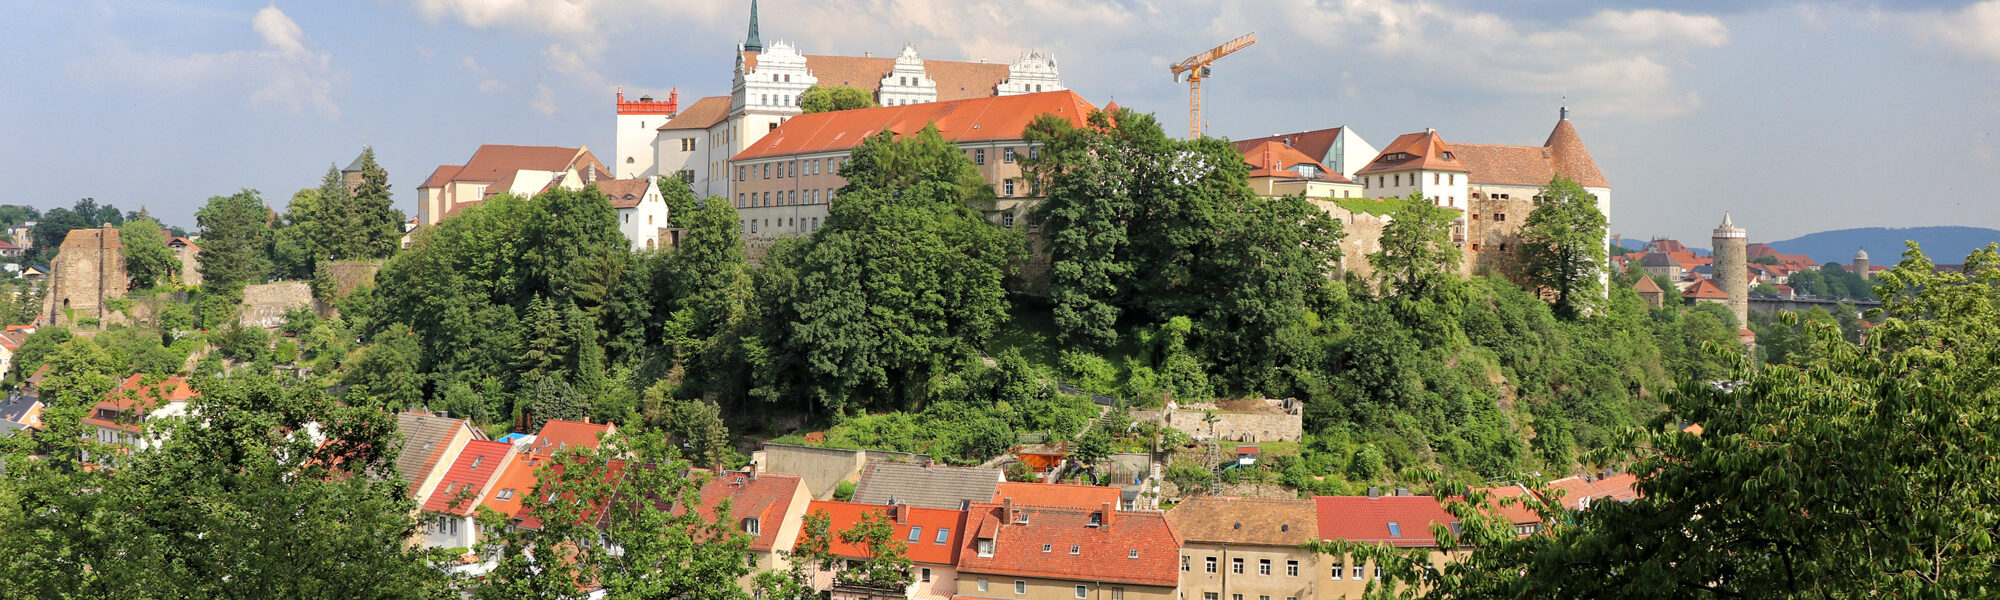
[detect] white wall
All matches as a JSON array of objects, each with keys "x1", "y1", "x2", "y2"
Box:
[
  {"x1": 617, "y1": 182, "x2": 671, "y2": 251},
  {"x1": 616, "y1": 113, "x2": 661, "y2": 179},
  {"x1": 1362, "y1": 169, "x2": 1469, "y2": 210}
]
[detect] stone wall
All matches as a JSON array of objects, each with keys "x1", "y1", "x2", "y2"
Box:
[
  {"x1": 172, "y1": 244, "x2": 201, "y2": 287},
  {"x1": 1138, "y1": 399, "x2": 1303, "y2": 443},
  {"x1": 1465, "y1": 194, "x2": 1538, "y2": 282},
  {"x1": 753, "y1": 443, "x2": 930, "y2": 500},
  {"x1": 238, "y1": 282, "x2": 314, "y2": 328},
  {"x1": 320, "y1": 260, "x2": 382, "y2": 300},
  {"x1": 40, "y1": 225, "x2": 126, "y2": 327},
  {"x1": 1313, "y1": 201, "x2": 1389, "y2": 283}
]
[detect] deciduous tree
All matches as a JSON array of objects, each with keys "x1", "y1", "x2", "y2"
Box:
[
  {"x1": 1517, "y1": 176, "x2": 1607, "y2": 318},
  {"x1": 195, "y1": 189, "x2": 274, "y2": 293},
  {"x1": 119, "y1": 217, "x2": 178, "y2": 288},
  {"x1": 799, "y1": 85, "x2": 878, "y2": 114}
]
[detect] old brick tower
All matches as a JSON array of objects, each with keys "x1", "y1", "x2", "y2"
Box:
[{"x1": 41, "y1": 224, "x2": 127, "y2": 327}]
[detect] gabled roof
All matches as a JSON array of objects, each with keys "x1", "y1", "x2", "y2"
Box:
[
  {"x1": 800, "y1": 500, "x2": 966, "y2": 565},
  {"x1": 457, "y1": 145, "x2": 589, "y2": 183},
  {"x1": 1238, "y1": 141, "x2": 1351, "y2": 182},
  {"x1": 0, "y1": 330, "x2": 30, "y2": 352},
  {"x1": 696, "y1": 470, "x2": 806, "y2": 551},
  {"x1": 993, "y1": 481, "x2": 1123, "y2": 511},
  {"x1": 528, "y1": 419, "x2": 614, "y2": 456},
  {"x1": 853, "y1": 462, "x2": 1003, "y2": 511},
  {"x1": 517, "y1": 458, "x2": 630, "y2": 531},
  {"x1": 100, "y1": 374, "x2": 196, "y2": 413},
  {"x1": 1682, "y1": 278, "x2": 1728, "y2": 300},
  {"x1": 0, "y1": 394, "x2": 40, "y2": 425},
  {"x1": 597, "y1": 179, "x2": 653, "y2": 209},
  {"x1": 1355, "y1": 130, "x2": 1468, "y2": 175},
  {"x1": 731, "y1": 90, "x2": 1095, "y2": 162},
  {"x1": 1313, "y1": 495, "x2": 1459, "y2": 548},
  {"x1": 1546, "y1": 473, "x2": 1640, "y2": 510},
  {"x1": 394, "y1": 412, "x2": 472, "y2": 489},
  {"x1": 419, "y1": 165, "x2": 464, "y2": 189},
  {"x1": 479, "y1": 451, "x2": 545, "y2": 519},
  {"x1": 1470, "y1": 484, "x2": 1544, "y2": 527},
  {"x1": 1231, "y1": 127, "x2": 1344, "y2": 166},
  {"x1": 1632, "y1": 275, "x2": 1664, "y2": 294},
  {"x1": 1164, "y1": 496, "x2": 1317, "y2": 546},
  {"x1": 657, "y1": 96, "x2": 732, "y2": 131},
  {"x1": 166, "y1": 237, "x2": 199, "y2": 251},
  {"x1": 422, "y1": 440, "x2": 512, "y2": 516},
  {"x1": 958, "y1": 502, "x2": 1180, "y2": 587},
  {"x1": 741, "y1": 52, "x2": 1013, "y2": 102}
]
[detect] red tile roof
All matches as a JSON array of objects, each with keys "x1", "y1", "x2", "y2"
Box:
[
  {"x1": 992, "y1": 482, "x2": 1123, "y2": 511},
  {"x1": 456, "y1": 145, "x2": 591, "y2": 183},
  {"x1": 479, "y1": 451, "x2": 543, "y2": 519},
  {"x1": 1313, "y1": 495, "x2": 1459, "y2": 548},
  {"x1": 696, "y1": 471, "x2": 806, "y2": 551},
  {"x1": 1544, "y1": 119, "x2": 1608, "y2": 188},
  {"x1": 419, "y1": 165, "x2": 464, "y2": 189},
  {"x1": 1470, "y1": 484, "x2": 1543, "y2": 527},
  {"x1": 516, "y1": 458, "x2": 630, "y2": 531},
  {"x1": 741, "y1": 52, "x2": 1012, "y2": 102},
  {"x1": 423, "y1": 440, "x2": 512, "y2": 515},
  {"x1": 1231, "y1": 128, "x2": 1345, "y2": 168},
  {"x1": 1545, "y1": 473, "x2": 1640, "y2": 510},
  {"x1": 528, "y1": 419, "x2": 614, "y2": 456},
  {"x1": 1632, "y1": 276, "x2": 1664, "y2": 294},
  {"x1": 100, "y1": 374, "x2": 197, "y2": 413},
  {"x1": 597, "y1": 179, "x2": 652, "y2": 209},
  {"x1": 957, "y1": 502, "x2": 1180, "y2": 586},
  {"x1": 657, "y1": 96, "x2": 732, "y2": 131},
  {"x1": 800, "y1": 500, "x2": 966, "y2": 565},
  {"x1": 1356, "y1": 130, "x2": 1469, "y2": 175},
  {"x1": 731, "y1": 90, "x2": 1095, "y2": 162},
  {"x1": 1682, "y1": 278, "x2": 1728, "y2": 300},
  {"x1": 1239, "y1": 141, "x2": 1351, "y2": 182}
]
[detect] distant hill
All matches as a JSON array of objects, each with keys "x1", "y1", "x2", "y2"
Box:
[{"x1": 1767, "y1": 227, "x2": 2000, "y2": 266}]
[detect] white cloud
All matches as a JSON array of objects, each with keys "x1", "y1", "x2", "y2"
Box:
[
  {"x1": 1897, "y1": 0, "x2": 2000, "y2": 64},
  {"x1": 461, "y1": 55, "x2": 489, "y2": 76},
  {"x1": 532, "y1": 83, "x2": 559, "y2": 115},
  {"x1": 67, "y1": 6, "x2": 341, "y2": 118}
]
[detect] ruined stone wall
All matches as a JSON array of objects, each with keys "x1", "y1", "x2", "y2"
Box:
[
  {"x1": 1138, "y1": 399, "x2": 1303, "y2": 443},
  {"x1": 320, "y1": 260, "x2": 381, "y2": 300},
  {"x1": 1310, "y1": 201, "x2": 1388, "y2": 284},
  {"x1": 1465, "y1": 195, "x2": 1538, "y2": 283},
  {"x1": 40, "y1": 226, "x2": 126, "y2": 327},
  {"x1": 172, "y1": 244, "x2": 202, "y2": 286},
  {"x1": 237, "y1": 282, "x2": 314, "y2": 328}
]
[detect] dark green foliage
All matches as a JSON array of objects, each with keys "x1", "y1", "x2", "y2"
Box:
[
  {"x1": 528, "y1": 377, "x2": 585, "y2": 431},
  {"x1": 212, "y1": 322, "x2": 271, "y2": 363},
  {"x1": 798, "y1": 84, "x2": 878, "y2": 113},
  {"x1": 195, "y1": 190, "x2": 274, "y2": 293},
  {"x1": 1786, "y1": 261, "x2": 1877, "y2": 300},
  {"x1": 6, "y1": 325, "x2": 70, "y2": 383},
  {"x1": 344, "y1": 325, "x2": 425, "y2": 412},
  {"x1": 1517, "y1": 176, "x2": 1607, "y2": 318},
  {"x1": 29, "y1": 198, "x2": 125, "y2": 265},
  {"x1": 119, "y1": 217, "x2": 178, "y2": 288},
  {"x1": 1372, "y1": 194, "x2": 1461, "y2": 300},
  {"x1": 346, "y1": 148, "x2": 407, "y2": 259}
]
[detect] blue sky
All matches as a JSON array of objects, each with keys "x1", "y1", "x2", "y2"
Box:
[{"x1": 6, "y1": 0, "x2": 2000, "y2": 247}]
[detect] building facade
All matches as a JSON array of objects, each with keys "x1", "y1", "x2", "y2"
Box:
[
  {"x1": 956, "y1": 500, "x2": 1181, "y2": 600},
  {"x1": 1168, "y1": 497, "x2": 1323, "y2": 600}
]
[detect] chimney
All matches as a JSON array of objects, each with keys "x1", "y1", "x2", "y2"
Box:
[
  {"x1": 892, "y1": 504, "x2": 907, "y2": 524},
  {"x1": 1003, "y1": 497, "x2": 1014, "y2": 525},
  {"x1": 583, "y1": 416, "x2": 591, "y2": 424},
  {"x1": 1099, "y1": 502, "x2": 1114, "y2": 527},
  {"x1": 748, "y1": 462, "x2": 759, "y2": 480},
  {"x1": 1367, "y1": 486, "x2": 1380, "y2": 499},
  {"x1": 1396, "y1": 487, "x2": 1411, "y2": 497},
  {"x1": 715, "y1": 462, "x2": 726, "y2": 476}
]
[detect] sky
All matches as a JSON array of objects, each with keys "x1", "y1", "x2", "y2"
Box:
[{"x1": 5, "y1": 0, "x2": 2000, "y2": 246}]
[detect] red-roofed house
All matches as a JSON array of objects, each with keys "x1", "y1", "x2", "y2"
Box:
[
  {"x1": 417, "y1": 439, "x2": 517, "y2": 551},
  {"x1": 1230, "y1": 126, "x2": 1381, "y2": 180},
  {"x1": 694, "y1": 468, "x2": 812, "y2": 592},
  {"x1": 1357, "y1": 129, "x2": 1471, "y2": 210},
  {"x1": 956, "y1": 499, "x2": 1180, "y2": 600},
  {"x1": 728, "y1": 90, "x2": 1097, "y2": 237},
  {"x1": 1314, "y1": 493, "x2": 1465, "y2": 597},
  {"x1": 1546, "y1": 473, "x2": 1640, "y2": 510},
  {"x1": 1683, "y1": 277, "x2": 1729, "y2": 304},
  {"x1": 81, "y1": 375, "x2": 197, "y2": 464},
  {"x1": 797, "y1": 500, "x2": 967, "y2": 599},
  {"x1": 1237, "y1": 140, "x2": 1363, "y2": 200},
  {"x1": 1470, "y1": 484, "x2": 1546, "y2": 537},
  {"x1": 991, "y1": 481, "x2": 1123, "y2": 511},
  {"x1": 414, "y1": 144, "x2": 611, "y2": 227},
  {"x1": 598, "y1": 177, "x2": 670, "y2": 251},
  {"x1": 528, "y1": 418, "x2": 617, "y2": 457}
]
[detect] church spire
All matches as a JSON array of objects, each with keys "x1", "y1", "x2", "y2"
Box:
[{"x1": 743, "y1": 0, "x2": 763, "y2": 52}]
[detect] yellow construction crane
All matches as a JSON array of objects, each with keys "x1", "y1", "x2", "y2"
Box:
[{"x1": 1170, "y1": 33, "x2": 1256, "y2": 139}]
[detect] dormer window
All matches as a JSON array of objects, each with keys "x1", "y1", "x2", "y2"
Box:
[
  {"x1": 743, "y1": 518, "x2": 761, "y2": 535},
  {"x1": 1386, "y1": 521, "x2": 1402, "y2": 537},
  {"x1": 977, "y1": 539, "x2": 995, "y2": 557},
  {"x1": 1013, "y1": 510, "x2": 1028, "y2": 524},
  {"x1": 1069, "y1": 545, "x2": 1080, "y2": 555},
  {"x1": 1043, "y1": 544, "x2": 1053, "y2": 553},
  {"x1": 1129, "y1": 549, "x2": 1139, "y2": 559},
  {"x1": 1088, "y1": 513, "x2": 1102, "y2": 527}
]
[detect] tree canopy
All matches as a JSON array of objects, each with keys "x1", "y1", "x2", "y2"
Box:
[
  {"x1": 1516, "y1": 176, "x2": 1607, "y2": 318},
  {"x1": 798, "y1": 85, "x2": 878, "y2": 114}
]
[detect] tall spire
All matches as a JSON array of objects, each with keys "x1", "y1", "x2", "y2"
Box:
[{"x1": 743, "y1": 0, "x2": 763, "y2": 52}]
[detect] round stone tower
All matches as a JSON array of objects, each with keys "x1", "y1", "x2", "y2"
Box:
[
  {"x1": 1711, "y1": 213, "x2": 1749, "y2": 329},
  {"x1": 1853, "y1": 247, "x2": 1871, "y2": 280}
]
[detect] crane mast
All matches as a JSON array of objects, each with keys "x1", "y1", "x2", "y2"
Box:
[{"x1": 1169, "y1": 33, "x2": 1256, "y2": 139}]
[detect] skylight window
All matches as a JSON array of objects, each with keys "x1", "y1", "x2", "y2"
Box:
[
  {"x1": 1043, "y1": 544, "x2": 1053, "y2": 553},
  {"x1": 1070, "y1": 545, "x2": 1080, "y2": 555},
  {"x1": 907, "y1": 526, "x2": 923, "y2": 543},
  {"x1": 496, "y1": 489, "x2": 515, "y2": 501},
  {"x1": 1387, "y1": 522, "x2": 1403, "y2": 537},
  {"x1": 935, "y1": 528, "x2": 950, "y2": 544},
  {"x1": 1129, "y1": 549, "x2": 1139, "y2": 559}
]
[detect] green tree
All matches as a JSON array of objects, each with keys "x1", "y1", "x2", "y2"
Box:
[
  {"x1": 1022, "y1": 111, "x2": 1132, "y2": 349},
  {"x1": 836, "y1": 509, "x2": 914, "y2": 589},
  {"x1": 195, "y1": 189, "x2": 274, "y2": 293},
  {"x1": 1516, "y1": 176, "x2": 1607, "y2": 318},
  {"x1": 347, "y1": 147, "x2": 407, "y2": 259},
  {"x1": 476, "y1": 429, "x2": 753, "y2": 600},
  {"x1": 343, "y1": 324, "x2": 426, "y2": 411},
  {"x1": 644, "y1": 382, "x2": 734, "y2": 468},
  {"x1": 29, "y1": 198, "x2": 125, "y2": 265},
  {"x1": 798, "y1": 85, "x2": 878, "y2": 113},
  {"x1": 119, "y1": 217, "x2": 179, "y2": 288},
  {"x1": 1371, "y1": 194, "x2": 1461, "y2": 299},
  {"x1": 523, "y1": 186, "x2": 628, "y2": 306}
]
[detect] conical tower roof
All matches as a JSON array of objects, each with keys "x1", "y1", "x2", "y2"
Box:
[
  {"x1": 1544, "y1": 117, "x2": 1607, "y2": 188},
  {"x1": 743, "y1": 0, "x2": 763, "y2": 52},
  {"x1": 1854, "y1": 247, "x2": 1869, "y2": 260}
]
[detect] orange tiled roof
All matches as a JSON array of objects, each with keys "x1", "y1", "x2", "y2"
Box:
[
  {"x1": 422, "y1": 440, "x2": 512, "y2": 516},
  {"x1": 992, "y1": 482, "x2": 1122, "y2": 511},
  {"x1": 959, "y1": 502, "x2": 1180, "y2": 587},
  {"x1": 800, "y1": 500, "x2": 966, "y2": 565},
  {"x1": 1544, "y1": 119, "x2": 1608, "y2": 188},
  {"x1": 419, "y1": 165, "x2": 464, "y2": 189},
  {"x1": 695, "y1": 471, "x2": 806, "y2": 551},
  {"x1": 1546, "y1": 473, "x2": 1640, "y2": 510},
  {"x1": 457, "y1": 145, "x2": 589, "y2": 183},
  {"x1": 597, "y1": 179, "x2": 652, "y2": 209},
  {"x1": 657, "y1": 96, "x2": 732, "y2": 131},
  {"x1": 1231, "y1": 128, "x2": 1344, "y2": 167},
  {"x1": 529, "y1": 419, "x2": 615, "y2": 456},
  {"x1": 730, "y1": 90, "x2": 1095, "y2": 162},
  {"x1": 1683, "y1": 278, "x2": 1728, "y2": 300},
  {"x1": 99, "y1": 374, "x2": 196, "y2": 413},
  {"x1": 742, "y1": 52, "x2": 1012, "y2": 102},
  {"x1": 1314, "y1": 495, "x2": 1459, "y2": 548},
  {"x1": 1632, "y1": 276, "x2": 1664, "y2": 294},
  {"x1": 1355, "y1": 130, "x2": 1468, "y2": 175},
  {"x1": 479, "y1": 451, "x2": 545, "y2": 519},
  {"x1": 1163, "y1": 496, "x2": 1317, "y2": 546},
  {"x1": 1470, "y1": 485, "x2": 1544, "y2": 527},
  {"x1": 1239, "y1": 140, "x2": 1351, "y2": 183}
]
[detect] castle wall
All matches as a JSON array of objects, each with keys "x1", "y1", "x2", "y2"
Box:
[
  {"x1": 320, "y1": 260, "x2": 382, "y2": 300},
  {"x1": 41, "y1": 226, "x2": 126, "y2": 327},
  {"x1": 238, "y1": 282, "x2": 314, "y2": 329},
  {"x1": 1138, "y1": 400, "x2": 1303, "y2": 443}
]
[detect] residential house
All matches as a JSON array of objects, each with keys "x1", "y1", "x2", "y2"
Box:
[
  {"x1": 394, "y1": 411, "x2": 486, "y2": 502},
  {"x1": 80, "y1": 375, "x2": 198, "y2": 464},
  {"x1": 526, "y1": 418, "x2": 616, "y2": 457},
  {"x1": 696, "y1": 468, "x2": 812, "y2": 592},
  {"x1": 1229, "y1": 127, "x2": 1381, "y2": 180},
  {"x1": 1167, "y1": 496, "x2": 1321, "y2": 600},
  {"x1": 418, "y1": 439, "x2": 518, "y2": 552},
  {"x1": 1545, "y1": 472, "x2": 1640, "y2": 510},
  {"x1": 853, "y1": 461, "x2": 1004, "y2": 511},
  {"x1": 1356, "y1": 130, "x2": 1470, "y2": 211},
  {"x1": 992, "y1": 481, "x2": 1122, "y2": 511},
  {"x1": 1469, "y1": 484, "x2": 1546, "y2": 537},
  {"x1": 0, "y1": 240, "x2": 20, "y2": 258},
  {"x1": 1313, "y1": 493, "x2": 1464, "y2": 599},
  {"x1": 726, "y1": 90, "x2": 1098, "y2": 237},
  {"x1": 1682, "y1": 278, "x2": 1729, "y2": 306},
  {"x1": 956, "y1": 499, "x2": 1181, "y2": 600},
  {"x1": 1633, "y1": 276, "x2": 1666, "y2": 309},
  {"x1": 1236, "y1": 141, "x2": 1363, "y2": 200},
  {"x1": 798, "y1": 500, "x2": 967, "y2": 600},
  {"x1": 0, "y1": 329, "x2": 29, "y2": 382},
  {"x1": 0, "y1": 393, "x2": 42, "y2": 430},
  {"x1": 414, "y1": 145, "x2": 612, "y2": 227},
  {"x1": 599, "y1": 177, "x2": 671, "y2": 251}
]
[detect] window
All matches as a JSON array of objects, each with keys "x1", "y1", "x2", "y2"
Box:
[
  {"x1": 743, "y1": 518, "x2": 760, "y2": 535},
  {"x1": 908, "y1": 527, "x2": 923, "y2": 543},
  {"x1": 1233, "y1": 595, "x2": 1243, "y2": 600},
  {"x1": 769, "y1": 122, "x2": 779, "y2": 132},
  {"x1": 1004, "y1": 179, "x2": 1015, "y2": 196},
  {"x1": 624, "y1": 214, "x2": 630, "y2": 224},
  {"x1": 1075, "y1": 585, "x2": 1087, "y2": 599},
  {"x1": 978, "y1": 579, "x2": 989, "y2": 592},
  {"x1": 1129, "y1": 549, "x2": 1139, "y2": 559},
  {"x1": 747, "y1": 553, "x2": 758, "y2": 568},
  {"x1": 1434, "y1": 173, "x2": 1440, "y2": 185},
  {"x1": 1205, "y1": 557, "x2": 1217, "y2": 573},
  {"x1": 1449, "y1": 173, "x2": 1455, "y2": 184},
  {"x1": 1258, "y1": 559, "x2": 1271, "y2": 575},
  {"x1": 1043, "y1": 544, "x2": 1053, "y2": 553},
  {"x1": 1260, "y1": 596, "x2": 1270, "y2": 600},
  {"x1": 739, "y1": 166, "x2": 746, "y2": 181},
  {"x1": 496, "y1": 489, "x2": 515, "y2": 501},
  {"x1": 1005, "y1": 147, "x2": 1017, "y2": 163},
  {"x1": 1232, "y1": 557, "x2": 1244, "y2": 574},
  {"x1": 1331, "y1": 563, "x2": 1343, "y2": 580},
  {"x1": 1387, "y1": 522, "x2": 1403, "y2": 537},
  {"x1": 1494, "y1": 213, "x2": 1506, "y2": 222},
  {"x1": 975, "y1": 149, "x2": 986, "y2": 165},
  {"x1": 737, "y1": 193, "x2": 745, "y2": 208},
  {"x1": 921, "y1": 567, "x2": 932, "y2": 582},
  {"x1": 1286, "y1": 560, "x2": 1299, "y2": 577},
  {"x1": 1015, "y1": 581, "x2": 1027, "y2": 595},
  {"x1": 762, "y1": 164, "x2": 770, "y2": 179},
  {"x1": 1112, "y1": 589, "x2": 1123, "y2": 600},
  {"x1": 1182, "y1": 555, "x2": 1190, "y2": 571},
  {"x1": 1353, "y1": 565, "x2": 1364, "y2": 579},
  {"x1": 1070, "y1": 545, "x2": 1080, "y2": 555},
  {"x1": 626, "y1": 156, "x2": 635, "y2": 164},
  {"x1": 1030, "y1": 146, "x2": 1041, "y2": 160},
  {"x1": 1204, "y1": 594, "x2": 1219, "y2": 600},
  {"x1": 1375, "y1": 565, "x2": 1383, "y2": 580}
]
